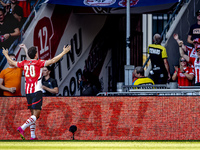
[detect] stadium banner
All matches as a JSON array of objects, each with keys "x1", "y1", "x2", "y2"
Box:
[
  {"x1": 1, "y1": 96, "x2": 200, "y2": 140},
  {"x1": 46, "y1": 0, "x2": 179, "y2": 8}
]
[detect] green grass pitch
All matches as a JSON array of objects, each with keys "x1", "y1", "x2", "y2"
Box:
[{"x1": 1, "y1": 141, "x2": 200, "y2": 150}]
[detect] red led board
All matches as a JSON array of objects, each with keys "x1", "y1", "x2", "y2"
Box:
[{"x1": 0, "y1": 96, "x2": 200, "y2": 140}]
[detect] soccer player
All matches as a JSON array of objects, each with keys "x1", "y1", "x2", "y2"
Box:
[{"x1": 2, "y1": 45, "x2": 71, "y2": 140}]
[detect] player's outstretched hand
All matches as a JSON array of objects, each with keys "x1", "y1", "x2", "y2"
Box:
[
  {"x1": 19, "y1": 44, "x2": 26, "y2": 49},
  {"x1": 63, "y1": 45, "x2": 71, "y2": 54},
  {"x1": 2, "y1": 47, "x2": 8, "y2": 56}
]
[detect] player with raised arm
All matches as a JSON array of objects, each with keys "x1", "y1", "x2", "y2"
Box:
[{"x1": 2, "y1": 44, "x2": 71, "y2": 140}]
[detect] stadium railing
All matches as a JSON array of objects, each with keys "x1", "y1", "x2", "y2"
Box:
[
  {"x1": 97, "y1": 84, "x2": 200, "y2": 96},
  {"x1": 122, "y1": 84, "x2": 168, "y2": 92}
]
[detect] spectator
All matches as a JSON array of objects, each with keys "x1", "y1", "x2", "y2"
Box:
[
  {"x1": 187, "y1": 9, "x2": 200, "y2": 45},
  {"x1": 174, "y1": 33, "x2": 199, "y2": 59},
  {"x1": 132, "y1": 68, "x2": 137, "y2": 83},
  {"x1": 0, "y1": 8, "x2": 20, "y2": 67},
  {"x1": 132, "y1": 66, "x2": 154, "y2": 86},
  {"x1": 12, "y1": 2, "x2": 26, "y2": 30},
  {"x1": 42, "y1": 66, "x2": 58, "y2": 96},
  {"x1": 79, "y1": 70, "x2": 101, "y2": 96},
  {"x1": 148, "y1": 33, "x2": 171, "y2": 84},
  {"x1": 0, "y1": 8, "x2": 20, "y2": 60},
  {"x1": 8, "y1": 0, "x2": 21, "y2": 14},
  {"x1": 17, "y1": 0, "x2": 31, "y2": 18},
  {"x1": 172, "y1": 57, "x2": 194, "y2": 86},
  {"x1": 0, "y1": 53, "x2": 22, "y2": 96},
  {"x1": 0, "y1": 0, "x2": 11, "y2": 10},
  {"x1": 179, "y1": 39, "x2": 200, "y2": 85}
]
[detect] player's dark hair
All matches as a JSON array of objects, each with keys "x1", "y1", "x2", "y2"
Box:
[
  {"x1": 28, "y1": 46, "x2": 37, "y2": 59},
  {"x1": 135, "y1": 66, "x2": 144, "y2": 76},
  {"x1": 0, "y1": 8, "x2": 5, "y2": 14}
]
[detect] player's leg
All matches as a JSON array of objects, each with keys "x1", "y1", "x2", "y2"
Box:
[
  {"x1": 20, "y1": 94, "x2": 37, "y2": 130},
  {"x1": 29, "y1": 109, "x2": 37, "y2": 140},
  {"x1": 17, "y1": 113, "x2": 36, "y2": 140},
  {"x1": 17, "y1": 94, "x2": 34, "y2": 140},
  {"x1": 30, "y1": 123, "x2": 37, "y2": 140},
  {"x1": 32, "y1": 109, "x2": 41, "y2": 119},
  {"x1": 20, "y1": 114, "x2": 37, "y2": 132},
  {"x1": 17, "y1": 92, "x2": 42, "y2": 140},
  {"x1": 30, "y1": 109, "x2": 41, "y2": 140},
  {"x1": 29, "y1": 91, "x2": 43, "y2": 140}
]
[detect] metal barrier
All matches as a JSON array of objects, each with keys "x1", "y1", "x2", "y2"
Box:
[
  {"x1": 122, "y1": 84, "x2": 168, "y2": 92},
  {"x1": 97, "y1": 88, "x2": 200, "y2": 96},
  {"x1": 178, "y1": 86, "x2": 200, "y2": 89},
  {"x1": 97, "y1": 84, "x2": 200, "y2": 96}
]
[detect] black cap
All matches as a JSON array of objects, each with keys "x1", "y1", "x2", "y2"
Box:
[{"x1": 196, "y1": 9, "x2": 200, "y2": 15}]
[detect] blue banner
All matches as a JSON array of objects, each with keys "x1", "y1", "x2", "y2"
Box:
[{"x1": 46, "y1": 0, "x2": 179, "y2": 8}]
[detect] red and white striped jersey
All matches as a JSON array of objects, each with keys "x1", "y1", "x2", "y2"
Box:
[
  {"x1": 189, "y1": 57, "x2": 200, "y2": 84},
  {"x1": 17, "y1": 59, "x2": 46, "y2": 94},
  {"x1": 186, "y1": 45, "x2": 197, "y2": 58}
]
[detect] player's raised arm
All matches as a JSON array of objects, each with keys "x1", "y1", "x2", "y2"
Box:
[
  {"x1": 45, "y1": 45, "x2": 71, "y2": 66},
  {"x1": 19, "y1": 44, "x2": 30, "y2": 60},
  {"x1": 2, "y1": 47, "x2": 18, "y2": 67}
]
